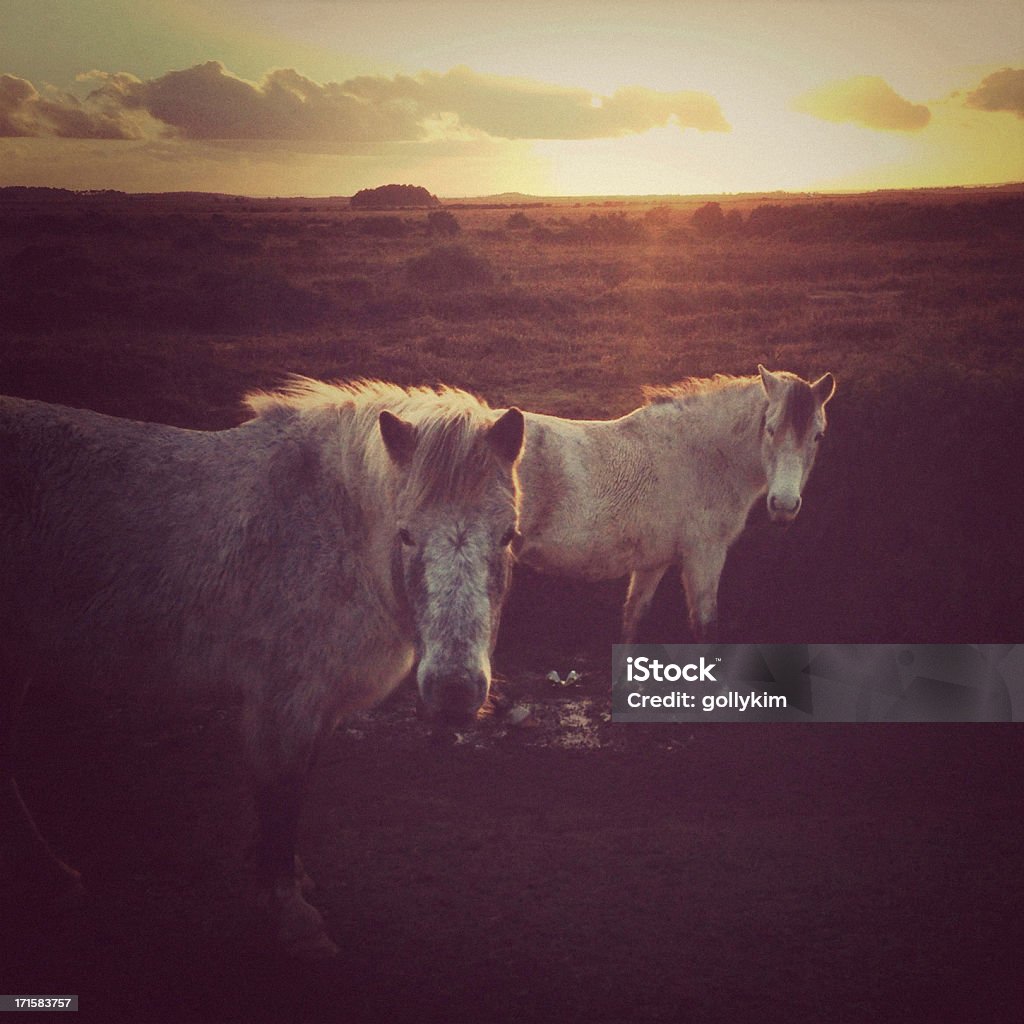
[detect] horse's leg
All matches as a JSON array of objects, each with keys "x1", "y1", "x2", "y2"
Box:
[
  {"x1": 0, "y1": 662, "x2": 84, "y2": 902},
  {"x1": 252, "y1": 771, "x2": 337, "y2": 957},
  {"x1": 622, "y1": 565, "x2": 668, "y2": 643},
  {"x1": 679, "y1": 545, "x2": 729, "y2": 642},
  {"x1": 247, "y1": 703, "x2": 337, "y2": 958}
]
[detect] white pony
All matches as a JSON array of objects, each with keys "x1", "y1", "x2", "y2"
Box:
[
  {"x1": 0, "y1": 379, "x2": 524, "y2": 957},
  {"x1": 515, "y1": 366, "x2": 835, "y2": 641}
]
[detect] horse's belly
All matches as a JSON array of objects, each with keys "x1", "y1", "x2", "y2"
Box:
[{"x1": 519, "y1": 532, "x2": 662, "y2": 581}]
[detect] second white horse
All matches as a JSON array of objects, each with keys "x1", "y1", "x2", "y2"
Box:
[{"x1": 515, "y1": 366, "x2": 836, "y2": 641}]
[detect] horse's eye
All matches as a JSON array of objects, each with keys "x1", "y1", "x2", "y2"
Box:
[
  {"x1": 398, "y1": 528, "x2": 415, "y2": 547},
  {"x1": 765, "y1": 425, "x2": 775, "y2": 438},
  {"x1": 500, "y1": 527, "x2": 518, "y2": 547},
  {"x1": 814, "y1": 431, "x2": 825, "y2": 443}
]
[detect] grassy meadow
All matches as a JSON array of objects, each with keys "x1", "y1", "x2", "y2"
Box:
[{"x1": 2, "y1": 187, "x2": 1022, "y2": 658}]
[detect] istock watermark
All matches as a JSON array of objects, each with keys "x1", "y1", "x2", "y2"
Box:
[
  {"x1": 624, "y1": 655, "x2": 719, "y2": 683},
  {"x1": 612, "y1": 644, "x2": 1024, "y2": 722}
]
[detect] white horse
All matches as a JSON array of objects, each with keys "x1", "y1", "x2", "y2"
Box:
[
  {"x1": 515, "y1": 366, "x2": 835, "y2": 641},
  {"x1": 0, "y1": 379, "x2": 524, "y2": 957}
]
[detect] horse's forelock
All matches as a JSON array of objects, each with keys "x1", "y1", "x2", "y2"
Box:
[
  {"x1": 780, "y1": 378, "x2": 816, "y2": 440},
  {"x1": 244, "y1": 377, "x2": 508, "y2": 504},
  {"x1": 405, "y1": 413, "x2": 511, "y2": 507}
]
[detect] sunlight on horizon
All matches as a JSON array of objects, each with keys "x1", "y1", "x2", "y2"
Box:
[{"x1": 1, "y1": 1, "x2": 1021, "y2": 197}]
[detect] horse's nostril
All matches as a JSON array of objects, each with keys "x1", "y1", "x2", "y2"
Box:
[
  {"x1": 769, "y1": 495, "x2": 801, "y2": 517},
  {"x1": 425, "y1": 672, "x2": 488, "y2": 718}
]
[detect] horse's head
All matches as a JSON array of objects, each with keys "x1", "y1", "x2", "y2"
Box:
[
  {"x1": 757, "y1": 365, "x2": 836, "y2": 525},
  {"x1": 380, "y1": 404, "x2": 525, "y2": 725}
]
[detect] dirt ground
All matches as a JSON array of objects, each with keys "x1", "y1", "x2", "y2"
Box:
[{"x1": 2, "y1": 649, "x2": 1021, "y2": 1024}]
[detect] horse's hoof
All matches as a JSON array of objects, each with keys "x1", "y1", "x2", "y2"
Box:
[
  {"x1": 0, "y1": 850, "x2": 86, "y2": 910},
  {"x1": 286, "y1": 930, "x2": 340, "y2": 960},
  {"x1": 259, "y1": 882, "x2": 337, "y2": 959},
  {"x1": 293, "y1": 856, "x2": 316, "y2": 894},
  {"x1": 56, "y1": 871, "x2": 87, "y2": 910}
]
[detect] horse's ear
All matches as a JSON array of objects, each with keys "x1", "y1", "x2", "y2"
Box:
[
  {"x1": 488, "y1": 408, "x2": 525, "y2": 463},
  {"x1": 379, "y1": 410, "x2": 417, "y2": 465},
  {"x1": 811, "y1": 372, "x2": 836, "y2": 406},
  {"x1": 758, "y1": 364, "x2": 783, "y2": 401}
]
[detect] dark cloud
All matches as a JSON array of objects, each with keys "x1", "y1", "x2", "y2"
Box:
[
  {"x1": 86, "y1": 64, "x2": 421, "y2": 144},
  {"x1": 793, "y1": 76, "x2": 931, "y2": 131},
  {"x1": 84, "y1": 61, "x2": 729, "y2": 143},
  {"x1": 965, "y1": 68, "x2": 1024, "y2": 118},
  {"x1": 0, "y1": 73, "x2": 140, "y2": 139}
]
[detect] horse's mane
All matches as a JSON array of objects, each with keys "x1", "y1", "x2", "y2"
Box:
[
  {"x1": 244, "y1": 377, "x2": 507, "y2": 504},
  {"x1": 644, "y1": 371, "x2": 822, "y2": 441},
  {"x1": 244, "y1": 376, "x2": 475, "y2": 418},
  {"x1": 642, "y1": 373, "x2": 757, "y2": 406},
  {"x1": 642, "y1": 370, "x2": 812, "y2": 407}
]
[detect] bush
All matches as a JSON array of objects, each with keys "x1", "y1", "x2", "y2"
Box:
[
  {"x1": 405, "y1": 244, "x2": 493, "y2": 290},
  {"x1": 552, "y1": 213, "x2": 646, "y2": 244},
  {"x1": 427, "y1": 210, "x2": 461, "y2": 237},
  {"x1": 692, "y1": 202, "x2": 727, "y2": 236}
]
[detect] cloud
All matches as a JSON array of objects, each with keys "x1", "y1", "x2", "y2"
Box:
[
  {"x1": 964, "y1": 68, "x2": 1024, "y2": 119},
  {"x1": 0, "y1": 73, "x2": 141, "y2": 139},
  {"x1": 793, "y1": 76, "x2": 931, "y2": 131},
  {"x1": 390, "y1": 67, "x2": 729, "y2": 139},
  {"x1": 80, "y1": 61, "x2": 729, "y2": 144},
  {"x1": 84, "y1": 64, "x2": 421, "y2": 144}
]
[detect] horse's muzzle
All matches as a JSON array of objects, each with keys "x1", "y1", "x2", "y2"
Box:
[
  {"x1": 768, "y1": 494, "x2": 801, "y2": 524},
  {"x1": 420, "y1": 670, "x2": 489, "y2": 725}
]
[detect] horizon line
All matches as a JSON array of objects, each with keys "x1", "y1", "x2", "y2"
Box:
[{"x1": 1, "y1": 181, "x2": 1022, "y2": 203}]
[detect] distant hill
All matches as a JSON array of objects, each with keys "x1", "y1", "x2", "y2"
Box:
[
  {"x1": 446, "y1": 183, "x2": 1024, "y2": 207},
  {"x1": 0, "y1": 186, "x2": 80, "y2": 200}
]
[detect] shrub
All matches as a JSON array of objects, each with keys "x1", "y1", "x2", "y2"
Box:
[
  {"x1": 578, "y1": 212, "x2": 646, "y2": 243},
  {"x1": 405, "y1": 244, "x2": 493, "y2": 290},
  {"x1": 427, "y1": 210, "x2": 461, "y2": 237},
  {"x1": 692, "y1": 202, "x2": 727, "y2": 236},
  {"x1": 550, "y1": 212, "x2": 646, "y2": 244}
]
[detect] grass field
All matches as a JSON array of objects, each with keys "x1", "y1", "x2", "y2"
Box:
[
  {"x1": 2, "y1": 186, "x2": 1023, "y2": 654},
  {"x1": 3, "y1": 186, "x2": 1023, "y2": 1024}
]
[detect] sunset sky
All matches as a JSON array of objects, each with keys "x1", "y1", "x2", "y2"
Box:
[{"x1": 1, "y1": 0, "x2": 1021, "y2": 197}]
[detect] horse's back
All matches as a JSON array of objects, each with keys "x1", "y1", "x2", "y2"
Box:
[
  {"x1": 2, "y1": 398, "x2": 238, "y2": 673},
  {"x1": 1, "y1": 396, "x2": 235, "y2": 575},
  {"x1": 0, "y1": 396, "x2": 379, "y2": 692}
]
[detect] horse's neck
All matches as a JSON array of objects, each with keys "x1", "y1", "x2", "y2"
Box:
[
  {"x1": 653, "y1": 384, "x2": 767, "y2": 494},
  {"x1": 278, "y1": 407, "x2": 400, "y2": 589}
]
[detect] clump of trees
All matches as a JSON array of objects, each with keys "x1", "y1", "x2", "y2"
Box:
[{"x1": 350, "y1": 184, "x2": 440, "y2": 210}]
